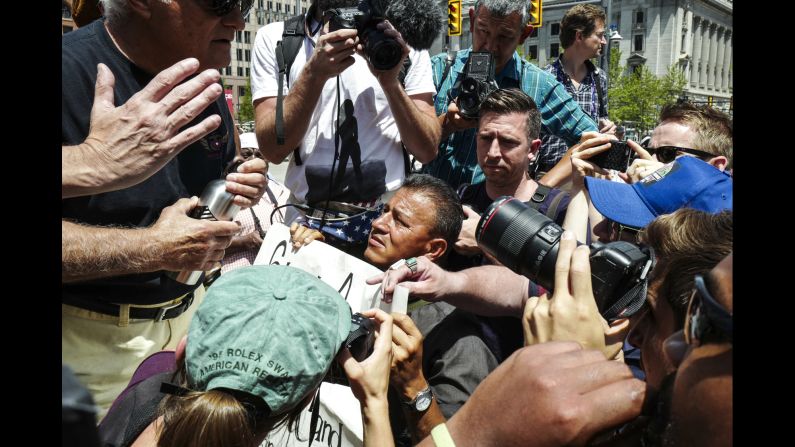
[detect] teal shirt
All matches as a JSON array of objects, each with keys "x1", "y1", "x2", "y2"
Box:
[{"x1": 423, "y1": 49, "x2": 598, "y2": 189}]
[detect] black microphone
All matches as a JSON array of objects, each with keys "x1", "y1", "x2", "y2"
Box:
[{"x1": 385, "y1": 0, "x2": 445, "y2": 51}]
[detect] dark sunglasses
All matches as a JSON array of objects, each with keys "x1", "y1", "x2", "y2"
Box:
[
  {"x1": 199, "y1": 0, "x2": 254, "y2": 18},
  {"x1": 684, "y1": 274, "x2": 732, "y2": 346},
  {"x1": 607, "y1": 218, "x2": 641, "y2": 241},
  {"x1": 641, "y1": 142, "x2": 716, "y2": 164}
]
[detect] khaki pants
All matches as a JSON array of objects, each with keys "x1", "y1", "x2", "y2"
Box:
[{"x1": 62, "y1": 285, "x2": 205, "y2": 422}]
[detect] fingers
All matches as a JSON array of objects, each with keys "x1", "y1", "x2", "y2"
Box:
[
  {"x1": 360, "y1": 308, "x2": 394, "y2": 353},
  {"x1": 168, "y1": 196, "x2": 200, "y2": 215},
  {"x1": 392, "y1": 312, "x2": 422, "y2": 340},
  {"x1": 169, "y1": 114, "x2": 223, "y2": 154},
  {"x1": 165, "y1": 77, "x2": 222, "y2": 131},
  {"x1": 461, "y1": 205, "x2": 480, "y2": 219},
  {"x1": 206, "y1": 220, "x2": 243, "y2": 237},
  {"x1": 569, "y1": 245, "x2": 595, "y2": 306},
  {"x1": 553, "y1": 231, "x2": 578, "y2": 297},
  {"x1": 578, "y1": 378, "x2": 647, "y2": 441},
  {"x1": 290, "y1": 224, "x2": 322, "y2": 248},
  {"x1": 627, "y1": 139, "x2": 653, "y2": 160},
  {"x1": 161, "y1": 68, "x2": 221, "y2": 116},
  {"x1": 138, "y1": 58, "x2": 201, "y2": 103},
  {"x1": 92, "y1": 63, "x2": 116, "y2": 113},
  {"x1": 338, "y1": 347, "x2": 360, "y2": 377},
  {"x1": 366, "y1": 272, "x2": 386, "y2": 285}
]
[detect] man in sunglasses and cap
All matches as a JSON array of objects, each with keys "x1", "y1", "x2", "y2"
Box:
[{"x1": 62, "y1": 0, "x2": 269, "y2": 419}]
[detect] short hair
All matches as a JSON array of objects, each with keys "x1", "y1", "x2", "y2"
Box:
[
  {"x1": 400, "y1": 174, "x2": 465, "y2": 248},
  {"x1": 659, "y1": 102, "x2": 733, "y2": 169},
  {"x1": 479, "y1": 88, "x2": 541, "y2": 141},
  {"x1": 559, "y1": 4, "x2": 606, "y2": 49},
  {"x1": 638, "y1": 208, "x2": 733, "y2": 328},
  {"x1": 474, "y1": 0, "x2": 530, "y2": 26},
  {"x1": 101, "y1": 0, "x2": 171, "y2": 25}
]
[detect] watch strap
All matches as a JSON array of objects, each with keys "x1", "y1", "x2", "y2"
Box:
[{"x1": 402, "y1": 384, "x2": 432, "y2": 410}]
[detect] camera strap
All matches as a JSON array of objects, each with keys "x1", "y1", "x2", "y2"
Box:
[
  {"x1": 594, "y1": 67, "x2": 607, "y2": 119},
  {"x1": 275, "y1": 13, "x2": 307, "y2": 147},
  {"x1": 602, "y1": 248, "x2": 656, "y2": 321}
]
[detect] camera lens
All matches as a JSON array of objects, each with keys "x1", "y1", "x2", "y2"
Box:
[
  {"x1": 475, "y1": 196, "x2": 563, "y2": 290},
  {"x1": 363, "y1": 28, "x2": 402, "y2": 70}
]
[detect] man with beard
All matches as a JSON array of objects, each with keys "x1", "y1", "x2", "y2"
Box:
[{"x1": 250, "y1": 0, "x2": 440, "y2": 256}]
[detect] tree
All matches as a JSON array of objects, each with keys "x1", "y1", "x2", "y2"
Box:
[
  {"x1": 607, "y1": 48, "x2": 686, "y2": 136},
  {"x1": 238, "y1": 78, "x2": 255, "y2": 123}
]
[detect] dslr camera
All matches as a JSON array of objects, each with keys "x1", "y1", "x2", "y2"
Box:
[
  {"x1": 589, "y1": 140, "x2": 633, "y2": 172},
  {"x1": 345, "y1": 312, "x2": 376, "y2": 361},
  {"x1": 475, "y1": 197, "x2": 654, "y2": 321},
  {"x1": 456, "y1": 52, "x2": 499, "y2": 119},
  {"x1": 325, "y1": 0, "x2": 403, "y2": 70}
]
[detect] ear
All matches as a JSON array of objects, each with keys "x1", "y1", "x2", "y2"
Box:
[
  {"x1": 528, "y1": 138, "x2": 542, "y2": 161},
  {"x1": 175, "y1": 335, "x2": 188, "y2": 364},
  {"x1": 518, "y1": 23, "x2": 533, "y2": 44},
  {"x1": 423, "y1": 238, "x2": 448, "y2": 263},
  {"x1": 128, "y1": 0, "x2": 155, "y2": 20},
  {"x1": 709, "y1": 156, "x2": 729, "y2": 172}
]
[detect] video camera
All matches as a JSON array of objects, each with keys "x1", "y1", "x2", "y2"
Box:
[
  {"x1": 475, "y1": 197, "x2": 654, "y2": 321},
  {"x1": 456, "y1": 52, "x2": 499, "y2": 119},
  {"x1": 325, "y1": 0, "x2": 403, "y2": 70}
]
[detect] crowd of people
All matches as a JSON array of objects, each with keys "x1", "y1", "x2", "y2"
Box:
[{"x1": 62, "y1": 0, "x2": 733, "y2": 446}]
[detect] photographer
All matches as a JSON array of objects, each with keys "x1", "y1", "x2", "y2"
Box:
[
  {"x1": 250, "y1": 0, "x2": 440, "y2": 255},
  {"x1": 424, "y1": 0, "x2": 600, "y2": 190}
]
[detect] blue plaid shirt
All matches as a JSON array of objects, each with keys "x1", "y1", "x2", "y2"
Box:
[
  {"x1": 537, "y1": 58, "x2": 608, "y2": 173},
  {"x1": 422, "y1": 49, "x2": 598, "y2": 190}
]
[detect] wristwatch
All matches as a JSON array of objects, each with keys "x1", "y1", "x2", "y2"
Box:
[{"x1": 403, "y1": 385, "x2": 434, "y2": 412}]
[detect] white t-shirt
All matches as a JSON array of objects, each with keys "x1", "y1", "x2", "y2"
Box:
[{"x1": 250, "y1": 17, "x2": 436, "y2": 206}]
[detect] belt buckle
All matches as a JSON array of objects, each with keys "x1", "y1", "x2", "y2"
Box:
[{"x1": 155, "y1": 293, "x2": 193, "y2": 322}]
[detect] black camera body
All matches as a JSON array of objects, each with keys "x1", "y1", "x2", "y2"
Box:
[
  {"x1": 325, "y1": 1, "x2": 403, "y2": 70},
  {"x1": 475, "y1": 196, "x2": 653, "y2": 321},
  {"x1": 456, "y1": 52, "x2": 499, "y2": 119},
  {"x1": 589, "y1": 140, "x2": 633, "y2": 172},
  {"x1": 346, "y1": 312, "x2": 376, "y2": 361}
]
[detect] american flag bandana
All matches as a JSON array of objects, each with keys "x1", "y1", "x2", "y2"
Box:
[{"x1": 304, "y1": 205, "x2": 384, "y2": 245}]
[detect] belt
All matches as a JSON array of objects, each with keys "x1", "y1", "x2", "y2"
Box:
[{"x1": 69, "y1": 292, "x2": 195, "y2": 322}]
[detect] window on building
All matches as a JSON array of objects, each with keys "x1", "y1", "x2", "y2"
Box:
[
  {"x1": 245, "y1": 50, "x2": 251, "y2": 61},
  {"x1": 635, "y1": 11, "x2": 644, "y2": 24},
  {"x1": 237, "y1": 48, "x2": 243, "y2": 60},
  {"x1": 285, "y1": 4, "x2": 290, "y2": 13},
  {"x1": 246, "y1": 68, "x2": 250, "y2": 77},
  {"x1": 258, "y1": 16, "x2": 264, "y2": 25},
  {"x1": 551, "y1": 23, "x2": 560, "y2": 36},
  {"x1": 244, "y1": 31, "x2": 251, "y2": 44},
  {"x1": 634, "y1": 34, "x2": 643, "y2": 52},
  {"x1": 529, "y1": 27, "x2": 538, "y2": 38},
  {"x1": 62, "y1": 5, "x2": 72, "y2": 18},
  {"x1": 303, "y1": 7, "x2": 307, "y2": 13},
  {"x1": 63, "y1": 25, "x2": 73, "y2": 33},
  {"x1": 225, "y1": 66, "x2": 232, "y2": 76},
  {"x1": 268, "y1": 1, "x2": 273, "y2": 9},
  {"x1": 550, "y1": 43, "x2": 560, "y2": 58},
  {"x1": 238, "y1": 66, "x2": 244, "y2": 76},
  {"x1": 681, "y1": 29, "x2": 687, "y2": 52},
  {"x1": 277, "y1": 3, "x2": 281, "y2": 11},
  {"x1": 236, "y1": 31, "x2": 242, "y2": 42},
  {"x1": 258, "y1": 0, "x2": 263, "y2": 7},
  {"x1": 239, "y1": 86, "x2": 247, "y2": 97},
  {"x1": 631, "y1": 64, "x2": 642, "y2": 75},
  {"x1": 528, "y1": 45, "x2": 538, "y2": 60}
]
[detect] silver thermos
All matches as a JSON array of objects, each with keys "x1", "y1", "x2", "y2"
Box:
[{"x1": 167, "y1": 179, "x2": 241, "y2": 285}]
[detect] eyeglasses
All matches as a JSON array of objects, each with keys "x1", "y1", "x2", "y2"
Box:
[
  {"x1": 607, "y1": 219, "x2": 641, "y2": 242},
  {"x1": 641, "y1": 143, "x2": 716, "y2": 164},
  {"x1": 684, "y1": 274, "x2": 733, "y2": 346},
  {"x1": 198, "y1": 0, "x2": 254, "y2": 18}
]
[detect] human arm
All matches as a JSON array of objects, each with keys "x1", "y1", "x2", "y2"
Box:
[
  {"x1": 389, "y1": 313, "x2": 446, "y2": 443},
  {"x1": 562, "y1": 132, "x2": 611, "y2": 242},
  {"x1": 523, "y1": 231, "x2": 629, "y2": 360},
  {"x1": 252, "y1": 25, "x2": 359, "y2": 162},
  {"x1": 439, "y1": 101, "x2": 478, "y2": 141},
  {"x1": 366, "y1": 257, "x2": 529, "y2": 318},
  {"x1": 63, "y1": 59, "x2": 223, "y2": 198},
  {"x1": 340, "y1": 308, "x2": 396, "y2": 447},
  {"x1": 415, "y1": 341, "x2": 646, "y2": 447},
  {"x1": 62, "y1": 197, "x2": 241, "y2": 283}
]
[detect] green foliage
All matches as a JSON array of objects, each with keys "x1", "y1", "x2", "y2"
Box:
[
  {"x1": 607, "y1": 48, "x2": 687, "y2": 135},
  {"x1": 238, "y1": 78, "x2": 255, "y2": 123}
]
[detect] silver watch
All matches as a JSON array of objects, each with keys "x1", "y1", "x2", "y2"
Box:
[{"x1": 403, "y1": 386, "x2": 433, "y2": 412}]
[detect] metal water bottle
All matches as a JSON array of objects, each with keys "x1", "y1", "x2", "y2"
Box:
[{"x1": 167, "y1": 179, "x2": 241, "y2": 285}]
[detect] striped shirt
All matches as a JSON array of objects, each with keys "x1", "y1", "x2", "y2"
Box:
[
  {"x1": 537, "y1": 57, "x2": 608, "y2": 173},
  {"x1": 422, "y1": 49, "x2": 598, "y2": 190}
]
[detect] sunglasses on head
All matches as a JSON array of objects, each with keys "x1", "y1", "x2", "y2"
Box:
[
  {"x1": 641, "y1": 142, "x2": 716, "y2": 164},
  {"x1": 199, "y1": 0, "x2": 254, "y2": 18},
  {"x1": 684, "y1": 274, "x2": 732, "y2": 347}
]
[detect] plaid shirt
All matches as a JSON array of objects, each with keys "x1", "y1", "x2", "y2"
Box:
[
  {"x1": 422, "y1": 49, "x2": 598, "y2": 190},
  {"x1": 537, "y1": 58, "x2": 608, "y2": 173}
]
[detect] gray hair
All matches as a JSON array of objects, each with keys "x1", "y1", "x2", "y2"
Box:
[
  {"x1": 473, "y1": 0, "x2": 530, "y2": 26},
  {"x1": 101, "y1": 0, "x2": 171, "y2": 25}
]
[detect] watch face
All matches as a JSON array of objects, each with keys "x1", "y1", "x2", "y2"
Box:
[{"x1": 415, "y1": 392, "x2": 432, "y2": 412}]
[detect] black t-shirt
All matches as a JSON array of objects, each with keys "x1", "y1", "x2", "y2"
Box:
[{"x1": 62, "y1": 20, "x2": 236, "y2": 305}]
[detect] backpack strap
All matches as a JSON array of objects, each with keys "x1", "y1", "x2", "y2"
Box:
[
  {"x1": 594, "y1": 67, "x2": 607, "y2": 119},
  {"x1": 398, "y1": 56, "x2": 413, "y2": 175},
  {"x1": 527, "y1": 183, "x2": 551, "y2": 210},
  {"x1": 436, "y1": 51, "x2": 457, "y2": 91},
  {"x1": 275, "y1": 14, "x2": 306, "y2": 149},
  {"x1": 544, "y1": 189, "x2": 568, "y2": 220}
]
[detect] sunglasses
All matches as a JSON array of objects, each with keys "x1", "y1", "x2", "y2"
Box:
[
  {"x1": 198, "y1": 0, "x2": 254, "y2": 18},
  {"x1": 684, "y1": 274, "x2": 733, "y2": 346},
  {"x1": 607, "y1": 218, "x2": 641, "y2": 241},
  {"x1": 641, "y1": 143, "x2": 716, "y2": 164}
]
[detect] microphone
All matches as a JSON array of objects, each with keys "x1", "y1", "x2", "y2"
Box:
[{"x1": 385, "y1": 0, "x2": 445, "y2": 51}]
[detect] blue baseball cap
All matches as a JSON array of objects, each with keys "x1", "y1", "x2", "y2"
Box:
[{"x1": 584, "y1": 157, "x2": 733, "y2": 228}]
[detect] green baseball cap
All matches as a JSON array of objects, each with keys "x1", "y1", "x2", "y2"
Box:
[{"x1": 186, "y1": 265, "x2": 352, "y2": 415}]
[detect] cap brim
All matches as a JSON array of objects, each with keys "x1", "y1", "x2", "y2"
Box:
[{"x1": 585, "y1": 177, "x2": 657, "y2": 228}]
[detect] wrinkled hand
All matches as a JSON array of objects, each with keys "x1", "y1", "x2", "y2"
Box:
[
  {"x1": 360, "y1": 20, "x2": 409, "y2": 86},
  {"x1": 309, "y1": 23, "x2": 359, "y2": 81},
  {"x1": 447, "y1": 341, "x2": 646, "y2": 447},
  {"x1": 151, "y1": 197, "x2": 241, "y2": 271},
  {"x1": 226, "y1": 230, "x2": 263, "y2": 256},
  {"x1": 522, "y1": 231, "x2": 629, "y2": 359},
  {"x1": 624, "y1": 140, "x2": 661, "y2": 183},
  {"x1": 598, "y1": 118, "x2": 617, "y2": 134},
  {"x1": 289, "y1": 222, "x2": 325, "y2": 249},
  {"x1": 389, "y1": 313, "x2": 427, "y2": 400},
  {"x1": 82, "y1": 58, "x2": 222, "y2": 191},
  {"x1": 341, "y1": 309, "x2": 394, "y2": 406},
  {"x1": 225, "y1": 158, "x2": 267, "y2": 208},
  {"x1": 453, "y1": 206, "x2": 482, "y2": 256},
  {"x1": 366, "y1": 255, "x2": 450, "y2": 304}
]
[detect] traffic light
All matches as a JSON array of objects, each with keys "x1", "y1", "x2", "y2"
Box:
[
  {"x1": 529, "y1": 0, "x2": 542, "y2": 27},
  {"x1": 448, "y1": 0, "x2": 462, "y2": 36},
  {"x1": 707, "y1": 96, "x2": 714, "y2": 106}
]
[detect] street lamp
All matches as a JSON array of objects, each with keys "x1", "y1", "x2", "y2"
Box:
[{"x1": 602, "y1": 25, "x2": 622, "y2": 71}]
